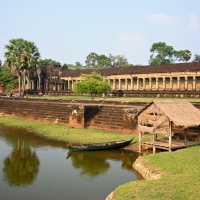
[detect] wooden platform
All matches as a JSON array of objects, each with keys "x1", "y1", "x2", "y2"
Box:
[{"x1": 142, "y1": 139, "x2": 200, "y2": 151}]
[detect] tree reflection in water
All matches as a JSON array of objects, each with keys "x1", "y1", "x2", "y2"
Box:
[
  {"x1": 67, "y1": 150, "x2": 140, "y2": 177},
  {"x1": 3, "y1": 139, "x2": 40, "y2": 187},
  {"x1": 68, "y1": 152, "x2": 110, "y2": 177}
]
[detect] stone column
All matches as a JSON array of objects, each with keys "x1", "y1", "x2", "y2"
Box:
[
  {"x1": 68, "y1": 80, "x2": 71, "y2": 90},
  {"x1": 163, "y1": 77, "x2": 166, "y2": 90},
  {"x1": 131, "y1": 78, "x2": 133, "y2": 90},
  {"x1": 119, "y1": 79, "x2": 121, "y2": 90},
  {"x1": 149, "y1": 78, "x2": 152, "y2": 90},
  {"x1": 170, "y1": 77, "x2": 172, "y2": 90},
  {"x1": 113, "y1": 79, "x2": 116, "y2": 90},
  {"x1": 185, "y1": 77, "x2": 188, "y2": 90},
  {"x1": 156, "y1": 78, "x2": 159, "y2": 90},
  {"x1": 193, "y1": 76, "x2": 196, "y2": 90},
  {"x1": 143, "y1": 78, "x2": 146, "y2": 90},
  {"x1": 137, "y1": 78, "x2": 139, "y2": 90},
  {"x1": 177, "y1": 77, "x2": 180, "y2": 90},
  {"x1": 125, "y1": 79, "x2": 128, "y2": 90}
]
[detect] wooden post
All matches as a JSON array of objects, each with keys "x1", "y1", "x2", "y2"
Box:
[
  {"x1": 169, "y1": 121, "x2": 172, "y2": 152},
  {"x1": 153, "y1": 133, "x2": 156, "y2": 154},
  {"x1": 184, "y1": 129, "x2": 187, "y2": 146},
  {"x1": 139, "y1": 131, "x2": 142, "y2": 153}
]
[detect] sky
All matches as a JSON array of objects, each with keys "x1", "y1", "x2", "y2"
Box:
[{"x1": 0, "y1": 0, "x2": 199, "y2": 66}]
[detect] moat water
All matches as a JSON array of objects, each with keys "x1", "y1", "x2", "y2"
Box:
[{"x1": 0, "y1": 125, "x2": 142, "y2": 200}]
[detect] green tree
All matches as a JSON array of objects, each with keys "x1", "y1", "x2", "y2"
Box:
[
  {"x1": 174, "y1": 50, "x2": 192, "y2": 62},
  {"x1": 97, "y1": 54, "x2": 112, "y2": 68},
  {"x1": 39, "y1": 58, "x2": 61, "y2": 65},
  {"x1": 4, "y1": 38, "x2": 40, "y2": 97},
  {"x1": 85, "y1": 52, "x2": 99, "y2": 68},
  {"x1": 109, "y1": 54, "x2": 128, "y2": 68},
  {"x1": 0, "y1": 65, "x2": 18, "y2": 92},
  {"x1": 149, "y1": 42, "x2": 193, "y2": 65},
  {"x1": 193, "y1": 54, "x2": 200, "y2": 62},
  {"x1": 73, "y1": 72, "x2": 111, "y2": 100},
  {"x1": 68, "y1": 62, "x2": 83, "y2": 70},
  {"x1": 149, "y1": 42, "x2": 174, "y2": 65}
]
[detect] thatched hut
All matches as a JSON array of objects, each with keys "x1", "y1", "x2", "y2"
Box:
[{"x1": 137, "y1": 100, "x2": 200, "y2": 153}]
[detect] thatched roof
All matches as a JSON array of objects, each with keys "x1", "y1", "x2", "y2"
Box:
[{"x1": 138, "y1": 100, "x2": 200, "y2": 128}]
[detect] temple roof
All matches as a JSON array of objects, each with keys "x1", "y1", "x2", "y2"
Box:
[
  {"x1": 60, "y1": 62, "x2": 200, "y2": 77},
  {"x1": 29, "y1": 62, "x2": 200, "y2": 79}
]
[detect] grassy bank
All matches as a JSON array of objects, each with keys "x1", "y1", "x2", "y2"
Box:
[
  {"x1": 0, "y1": 116, "x2": 134, "y2": 144},
  {"x1": 112, "y1": 145, "x2": 200, "y2": 200},
  {"x1": 29, "y1": 95, "x2": 200, "y2": 103}
]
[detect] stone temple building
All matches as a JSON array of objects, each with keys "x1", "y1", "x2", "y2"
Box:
[{"x1": 27, "y1": 62, "x2": 200, "y2": 98}]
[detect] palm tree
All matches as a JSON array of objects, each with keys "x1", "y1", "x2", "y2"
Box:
[{"x1": 4, "y1": 38, "x2": 40, "y2": 97}]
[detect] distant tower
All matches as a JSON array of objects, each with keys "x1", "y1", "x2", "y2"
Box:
[{"x1": 62, "y1": 63, "x2": 69, "y2": 70}]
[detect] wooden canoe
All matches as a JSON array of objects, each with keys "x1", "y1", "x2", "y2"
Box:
[{"x1": 66, "y1": 137, "x2": 133, "y2": 151}]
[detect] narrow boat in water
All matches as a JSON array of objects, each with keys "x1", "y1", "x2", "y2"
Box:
[{"x1": 67, "y1": 137, "x2": 133, "y2": 151}]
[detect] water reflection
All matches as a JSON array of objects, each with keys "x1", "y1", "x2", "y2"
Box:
[
  {"x1": 0, "y1": 124, "x2": 142, "y2": 199},
  {"x1": 67, "y1": 151, "x2": 110, "y2": 177},
  {"x1": 66, "y1": 150, "x2": 139, "y2": 177},
  {"x1": 3, "y1": 139, "x2": 40, "y2": 187}
]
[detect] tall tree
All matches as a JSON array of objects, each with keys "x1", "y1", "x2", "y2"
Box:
[
  {"x1": 193, "y1": 54, "x2": 200, "y2": 62},
  {"x1": 149, "y1": 42, "x2": 174, "y2": 65},
  {"x1": 174, "y1": 50, "x2": 192, "y2": 62},
  {"x1": 73, "y1": 72, "x2": 111, "y2": 100},
  {"x1": 109, "y1": 54, "x2": 128, "y2": 68},
  {"x1": 4, "y1": 38, "x2": 40, "y2": 97},
  {"x1": 149, "y1": 42, "x2": 193, "y2": 65},
  {"x1": 85, "y1": 52, "x2": 99, "y2": 68},
  {"x1": 97, "y1": 55, "x2": 112, "y2": 68}
]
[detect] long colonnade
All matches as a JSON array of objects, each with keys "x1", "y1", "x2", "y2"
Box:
[{"x1": 27, "y1": 74, "x2": 200, "y2": 92}]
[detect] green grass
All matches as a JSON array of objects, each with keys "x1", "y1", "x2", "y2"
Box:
[
  {"x1": 29, "y1": 95, "x2": 200, "y2": 102},
  {"x1": 0, "y1": 116, "x2": 133, "y2": 144},
  {"x1": 113, "y1": 145, "x2": 200, "y2": 200}
]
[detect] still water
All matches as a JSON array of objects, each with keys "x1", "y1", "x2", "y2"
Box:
[{"x1": 0, "y1": 125, "x2": 142, "y2": 200}]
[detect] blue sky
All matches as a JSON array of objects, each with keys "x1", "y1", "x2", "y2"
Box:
[{"x1": 0, "y1": 0, "x2": 199, "y2": 66}]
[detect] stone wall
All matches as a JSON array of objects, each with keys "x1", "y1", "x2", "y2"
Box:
[
  {"x1": 1, "y1": 98, "x2": 200, "y2": 134},
  {"x1": 0, "y1": 98, "x2": 145, "y2": 133}
]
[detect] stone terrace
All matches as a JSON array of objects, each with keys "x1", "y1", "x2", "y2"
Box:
[{"x1": 0, "y1": 98, "x2": 145, "y2": 133}]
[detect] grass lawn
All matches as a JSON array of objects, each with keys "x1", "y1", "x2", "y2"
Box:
[
  {"x1": 0, "y1": 116, "x2": 133, "y2": 144},
  {"x1": 112, "y1": 145, "x2": 200, "y2": 200},
  {"x1": 29, "y1": 95, "x2": 200, "y2": 103}
]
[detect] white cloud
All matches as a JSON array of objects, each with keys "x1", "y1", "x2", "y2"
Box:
[
  {"x1": 113, "y1": 32, "x2": 146, "y2": 51},
  {"x1": 148, "y1": 13, "x2": 180, "y2": 24},
  {"x1": 189, "y1": 14, "x2": 199, "y2": 31},
  {"x1": 112, "y1": 32, "x2": 147, "y2": 64}
]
